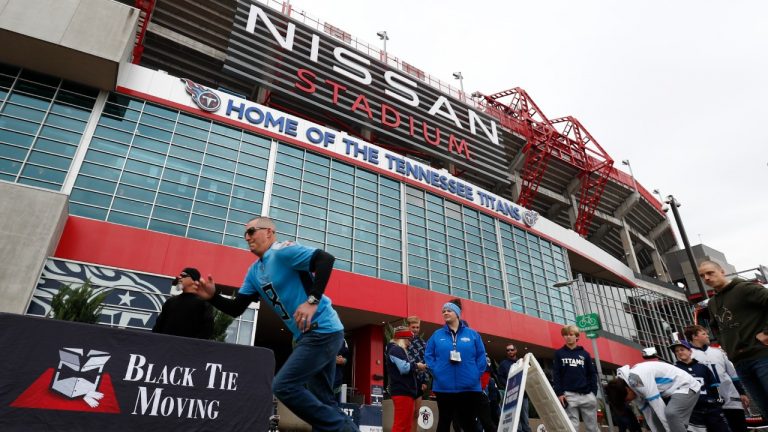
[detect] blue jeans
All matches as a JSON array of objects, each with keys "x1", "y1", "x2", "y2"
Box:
[
  {"x1": 518, "y1": 396, "x2": 531, "y2": 432},
  {"x1": 735, "y1": 356, "x2": 768, "y2": 418},
  {"x1": 272, "y1": 330, "x2": 358, "y2": 432}
]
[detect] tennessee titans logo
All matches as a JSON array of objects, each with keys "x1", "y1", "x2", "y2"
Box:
[
  {"x1": 522, "y1": 209, "x2": 539, "y2": 227},
  {"x1": 180, "y1": 78, "x2": 221, "y2": 112}
]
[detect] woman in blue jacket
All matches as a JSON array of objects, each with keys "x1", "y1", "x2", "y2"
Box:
[{"x1": 425, "y1": 298, "x2": 487, "y2": 432}]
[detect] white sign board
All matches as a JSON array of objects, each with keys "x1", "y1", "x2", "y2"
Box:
[{"x1": 498, "y1": 353, "x2": 575, "y2": 432}]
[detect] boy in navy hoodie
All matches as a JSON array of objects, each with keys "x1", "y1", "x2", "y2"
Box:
[
  {"x1": 669, "y1": 339, "x2": 731, "y2": 432},
  {"x1": 553, "y1": 325, "x2": 598, "y2": 432}
]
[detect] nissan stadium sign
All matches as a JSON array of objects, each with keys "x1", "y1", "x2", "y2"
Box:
[{"x1": 222, "y1": 1, "x2": 514, "y2": 185}]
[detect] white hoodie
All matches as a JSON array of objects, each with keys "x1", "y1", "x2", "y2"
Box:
[
  {"x1": 617, "y1": 362, "x2": 701, "y2": 432},
  {"x1": 690, "y1": 345, "x2": 744, "y2": 410}
]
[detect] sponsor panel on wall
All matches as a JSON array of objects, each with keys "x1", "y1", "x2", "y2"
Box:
[{"x1": 26, "y1": 259, "x2": 256, "y2": 344}]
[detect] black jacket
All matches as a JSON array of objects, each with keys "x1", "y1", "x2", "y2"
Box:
[{"x1": 153, "y1": 292, "x2": 214, "y2": 339}]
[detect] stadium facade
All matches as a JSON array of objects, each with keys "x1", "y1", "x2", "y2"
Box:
[{"x1": 0, "y1": 0, "x2": 695, "y2": 402}]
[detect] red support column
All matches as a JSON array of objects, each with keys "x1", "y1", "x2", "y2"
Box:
[{"x1": 351, "y1": 324, "x2": 384, "y2": 405}]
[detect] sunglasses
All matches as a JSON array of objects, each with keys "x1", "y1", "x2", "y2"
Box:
[
  {"x1": 244, "y1": 226, "x2": 270, "y2": 237},
  {"x1": 179, "y1": 272, "x2": 190, "y2": 278}
]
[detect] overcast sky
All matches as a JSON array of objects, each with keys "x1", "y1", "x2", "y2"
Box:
[{"x1": 286, "y1": 0, "x2": 768, "y2": 272}]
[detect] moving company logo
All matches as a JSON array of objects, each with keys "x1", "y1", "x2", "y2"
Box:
[
  {"x1": 11, "y1": 348, "x2": 120, "y2": 413},
  {"x1": 181, "y1": 78, "x2": 221, "y2": 112}
]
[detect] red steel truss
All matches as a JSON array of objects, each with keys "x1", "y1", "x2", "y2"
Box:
[
  {"x1": 550, "y1": 116, "x2": 614, "y2": 235},
  {"x1": 475, "y1": 88, "x2": 614, "y2": 236},
  {"x1": 132, "y1": 0, "x2": 156, "y2": 64}
]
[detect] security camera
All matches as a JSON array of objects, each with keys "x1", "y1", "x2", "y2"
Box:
[{"x1": 376, "y1": 31, "x2": 388, "y2": 40}]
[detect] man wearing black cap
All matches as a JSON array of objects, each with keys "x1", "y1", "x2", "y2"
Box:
[{"x1": 152, "y1": 267, "x2": 214, "y2": 340}]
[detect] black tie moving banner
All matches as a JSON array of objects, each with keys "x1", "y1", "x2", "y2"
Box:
[{"x1": 0, "y1": 313, "x2": 275, "y2": 431}]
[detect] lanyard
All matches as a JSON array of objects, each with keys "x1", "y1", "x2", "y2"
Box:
[{"x1": 450, "y1": 327, "x2": 459, "y2": 349}]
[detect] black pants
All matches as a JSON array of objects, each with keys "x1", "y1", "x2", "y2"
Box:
[
  {"x1": 435, "y1": 391, "x2": 482, "y2": 432},
  {"x1": 476, "y1": 392, "x2": 498, "y2": 432},
  {"x1": 690, "y1": 407, "x2": 732, "y2": 432},
  {"x1": 723, "y1": 408, "x2": 747, "y2": 432}
]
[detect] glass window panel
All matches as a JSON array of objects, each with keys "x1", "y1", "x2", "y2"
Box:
[
  {"x1": 299, "y1": 214, "x2": 326, "y2": 230},
  {"x1": 270, "y1": 207, "x2": 298, "y2": 224},
  {"x1": 207, "y1": 143, "x2": 238, "y2": 161},
  {"x1": 301, "y1": 204, "x2": 327, "y2": 219},
  {"x1": 172, "y1": 133, "x2": 206, "y2": 151},
  {"x1": 234, "y1": 173, "x2": 265, "y2": 189},
  {"x1": 85, "y1": 149, "x2": 124, "y2": 168},
  {"x1": 139, "y1": 112, "x2": 175, "y2": 130},
  {"x1": 193, "y1": 201, "x2": 228, "y2": 218},
  {"x1": 187, "y1": 227, "x2": 223, "y2": 243},
  {"x1": 143, "y1": 103, "x2": 177, "y2": 120},
  {"x1": 304, "y1": 171, "x2": 329, "y2": 187},
  {"x1": 210, "y1": 123, "x2": 240, "y2": 139},
  {"x1": 0, "y1": 128, "x2": 35, "y2": 150},
  {"x1": 132, "y1": 135, "x2": 169, "y2": 154},
  {"x1": 1, "y1": 116, "x2": 40, "y2": 134},
  {"x1": 112, "y1": 197, "x2": 152, "y2": 216},
  {"x1": 137, "y1": 124, "x2": 172, "y2": 141},
  {"x1": 198, "y1": 177, "x2": 232, "y2": 194},
  {"x1": 94, "y1": 125, "x2": 133, "y2": 143},
  {"x1": 149, "y1": 219, "x2": 186, "y2": 236},
  {"x1": 20, "y1": 164, "x2": 66, "y2": 183},
  {"x1": 8, "y1": 91, "x2": 51, "y2": 110},
  {"x1": 271, "y1": 195, "x2": 299, "y2": 212},
  {"x1": 79, "y1": 162, "x2": 120, "y2": 180},
  {"x1": 201, "y1": 164, "x2": 235, "y2": 182},
  {"x1": 303, "y1": 192, "x2": 328, "y2": 208},
  {"x1": 274, "y1": 162, "x2": 302, "y2": 179},
  {"x1": 129, "y1": 146, "x2": 166, "y2": 165},
  {"x1": 152, "y1": 205, "x2": 190, "y2": 224},
  {"x1": 241, "y1": 132, "x2": 270, "y2": 147},
  {"x1": 196, "y1": 189, "x2": 231, "y2": 206},
  {"x1": 46, "y1": 114, "x2": 85, "y2": 132},
  {"x1": 168, "y1": 144, "x2": 203, "y2": 163},
  {"x1": 115, "y1": 184, "x2": 155, "y2": 202},
  {"x1": 162, "y1": 172, "x2": 197, "y2": 191},
  {"x1": 107, "y1": 210, "x2": 147, "y2": 228},
  {"x1": 178, "y1": 113, "x2": 210, "y2": 130},
  {"x1": 238, "y1": 152, "x2": 269, "y2": 169},
  {"x1": 74, "y1": 175, "x2": 116, "y2": 194},
  {"x1": 2, "y1": 103, "x2": 46, "y2": 122},
  {"x1": 190, "y1": 214, "x2": 225, "y2": 231},
  {"x1": 69, "y1": 202, "x2": 108, "y2": 220},
  {"x1": 50, "y1": 102, "x2": 90, "y2": 121},
  {"x1": 122, "y1": 171, "x2": 159, "y2": 189},
  {"x1": 0, "y1": 157, "x2": 22, "y2": 175},
  {"x1": 0, "y1": 143, "x2": 29, "y2": 160},
  {"x1": 124, "y1": 159, "x2": 162, "y2": 177}
]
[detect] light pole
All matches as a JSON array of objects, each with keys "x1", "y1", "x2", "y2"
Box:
[
  {"x1": 452, "y1": 71, "x2": 464, "y2": 95},
  {"x1": 376, "y1": 31, "x2": 388, "y2": 54},
  {"x1": 621, "y1": 159, "x2": 638, "y2": 191},
  {"x1": 554, "y1": 274, "x2": 614, "y2": 432},
  {"x1": 652, "y1": 189, "x2": 669, "y2": 212},
  {"x1": 665, "y1": 194, "x2": 708, "y2": 300}
]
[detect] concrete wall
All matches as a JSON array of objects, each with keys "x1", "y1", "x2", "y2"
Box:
[
  {"x1": 0, "y1": 183, "x2": 68, "y2": 314},
  {"x1": 0, "y1": 0, "x2": 139, "y2": 90}
]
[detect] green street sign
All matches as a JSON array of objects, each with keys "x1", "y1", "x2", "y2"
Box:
[
  {"x1": 576, "y1": 313, "x2": 601, "y2": 333},
  {"x1": 586, "y1": 332, "x2": 599, "y2": 339}
]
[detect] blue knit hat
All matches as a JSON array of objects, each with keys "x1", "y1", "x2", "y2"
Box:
[{"x1": 442, "y1": 302, "x2": 461, "y2": 318}]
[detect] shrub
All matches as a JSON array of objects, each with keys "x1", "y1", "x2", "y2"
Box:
[{"x1": 48, "y1": 279, "x2": 110, "y2": 324}]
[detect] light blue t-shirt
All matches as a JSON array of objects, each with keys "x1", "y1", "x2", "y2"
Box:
[{"x1": 239, "y1": 241, "x2": 343, "y2": 340}]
